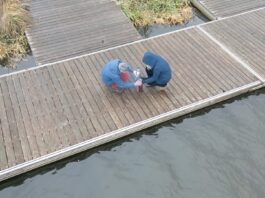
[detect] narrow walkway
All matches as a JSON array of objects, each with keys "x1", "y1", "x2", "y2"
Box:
[
  {"x1": 1, "y1": 7, "x2": 265, "y2": 182},
  {"x1": 27, "y1": 0, "x2": 141, "y2": 65},
  {"x1": 191, "y1": 0, "x2": 265, "y2": 19},
  {"x1": 200, "y1": 8, "x2": 265, "y2": 81}
]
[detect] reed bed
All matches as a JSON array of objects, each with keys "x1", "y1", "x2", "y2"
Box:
[
  {"x1": 0, "y1": 0, "x2": 31, "y2": 67},
  {"x1": 114, "y1": 0, "x2": 192, "y2": 27}
]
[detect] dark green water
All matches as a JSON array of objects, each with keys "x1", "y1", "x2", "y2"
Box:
[{"x1": 1, "y1": 88, "x2": 265, "y2": 198}]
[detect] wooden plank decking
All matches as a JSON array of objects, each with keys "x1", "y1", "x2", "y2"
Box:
[
  {"x1": 201, "y1": 8, "x2": 265, "y2": 81},
  {"x1": 1, "y1": 6, "x2": 265, "y2": 182},
  {"x1": 192, "y1": 0, "x2": 265, "y2": 19},
  {"x1": 27, "y1": 0, "x2": 141, "y2": 65}
]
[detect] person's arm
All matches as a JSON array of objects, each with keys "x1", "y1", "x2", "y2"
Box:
[{"x1": 142, "y1": 66, "x2": 160, "y2": 84}]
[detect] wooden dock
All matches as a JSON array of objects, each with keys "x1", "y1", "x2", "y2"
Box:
[
  {"x1": 1, "y1": 5, "x2": 265, "y2": 182},
  {"x1": 27, "y1": 0, "x2": 141, "y2": 65},
  {"x1": 191, "y1": 0, "x2": 265, "y2": 19}
]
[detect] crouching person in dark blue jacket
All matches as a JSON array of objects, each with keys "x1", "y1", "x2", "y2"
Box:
[
  {"x1": 142, "y1": 51, "x2": 172, "y2": 87},
  {"x1": 101, "y1": 59, "x2": 142, "y2": 92}
]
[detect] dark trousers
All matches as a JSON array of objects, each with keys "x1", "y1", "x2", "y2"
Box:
[{"x1": 145, "y1": 67, "x2": 167, "y2": 87}]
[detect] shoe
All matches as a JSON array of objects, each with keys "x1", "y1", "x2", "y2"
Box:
[
  {"x1": 110, "y1": 87, "x2": 124, "y2": 94},
  {"x1": 155, "y1": 86, "x2": 166, "y2": 91}
]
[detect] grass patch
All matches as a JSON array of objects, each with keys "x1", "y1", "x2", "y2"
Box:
[
  {"x1": 0, "y1": 0, "x2": 31, "y2": 67},
  {"x1": 114, "y1": 0, "x2": 193, "y2": 27}
]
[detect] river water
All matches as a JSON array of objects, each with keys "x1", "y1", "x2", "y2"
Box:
[{"x1": 1, "y1": 88, "x2": 265, "y2": 198}]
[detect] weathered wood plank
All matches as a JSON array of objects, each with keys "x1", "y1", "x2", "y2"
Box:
[
  {"x1": 153, "y1": 36, "x2": 210, "y2": 101},
  {"x1": 64, "y1": 60, "x2": 112, "y2": 134},
  {"x1": 52, "y1": 64, "x2": 90, "y2": 140},
  {"x1": 201, "y1": 8, "x2": 265, "y2": 80},
  {"x1": 171, "y1": 33, "x2": 231, "y2": 95},
  {"x1": 47, "y1": 65, "x2": 84, "y2": 143},
  {"x1": 27, "y1": 0, "x2": 140, "y2": 65},
  {"x1": 24, "y1": 71, "x2": 59, "y2": 152},
  {"x1": 18, "y1": 74, "x2": 48, "y2": 156},
  {"x1": 162, "y1": 33, "x2": 221, "y2": 97},
  {"x1": 0, "y1": 79, "x2": 25, "y2": 165},
  {"x1": 42, "y1": 67, "x2": 78, "y2": 145},
  {"x1": 88, "y1": 53, "x2": 136, "y2": 125},
  {"x1": 76, "y1": 57, "x2": 124, "y2": 130},
  {"x1": 189, "y1": 29, "x2": 247, "y2": 87},
  {"x1": 91, "y1": 52, "x2": 140, "y2": 123},
  {"x1": 29, "y1": 70, "x2": 66, "y2": 149},
  {"x1": 12, "y1": 75, "x2": 40, "y2": 158},
  {"x1": 171, "y1": 31, "x2": 234, "y2": 92},
  {"x1": 0, "y1": 80, "x2": 16, "y2": 166},
  {"x1": 0, "y1": 123, "x2": 8, "y2": 170},
  {"x1": 72, "y1": 58, "x2": 107, "y2": 135},
  {"x1": 36, "y1": 68, "x2": 69, "y2": 147},
  {"x1": 195, "y1": 0, "x2": 265, "y2": 18},
  {"x1": 0, "y1": 87, "x2": 13, "y2": 168},
  {"x1": 6, "y1": 77, "x2": 32, "y2": 162}
]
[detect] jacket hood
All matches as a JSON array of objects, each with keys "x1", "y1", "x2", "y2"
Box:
[{"x1": 142, "y1": 51, "x2": 157, "y2": 69}]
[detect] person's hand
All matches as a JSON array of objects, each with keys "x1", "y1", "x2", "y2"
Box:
[
  {"x1": 134, "y1": 79, "x2": 142, "y2": 87},
  {"x1": 133, "y1": 70, "x2": 140, "y2": 78}
]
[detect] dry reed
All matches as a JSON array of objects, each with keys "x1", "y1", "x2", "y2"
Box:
[
  {"x1": 114, "y1": 0, "x2": 193, "y2": 27},
  {"x1": 0, "y1": 0, "x2": 31, "y2": 67}
]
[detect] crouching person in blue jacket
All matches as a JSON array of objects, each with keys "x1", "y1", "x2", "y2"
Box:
[
  {"x1": 142, "y1": 51, "x2": 172, "y2": 87},
  {"x1": 101, "y1": 59, "x2": 142, "y2": 92}
]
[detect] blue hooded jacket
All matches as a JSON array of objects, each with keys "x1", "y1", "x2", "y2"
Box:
[
  {"x1": 101, "y1": 59, "x2": 135, "y2": 89},
  {"x1": 142, "y1": 52, "x2": 172, "y2": 85}
]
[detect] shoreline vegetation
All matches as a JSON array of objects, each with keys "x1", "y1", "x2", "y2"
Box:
[
  {"x1": 0, "y1": 0, "x2": 31, "y2": 67},
  {"x1": 114, "y1": 0, "x2": 192, "y2": 27}
]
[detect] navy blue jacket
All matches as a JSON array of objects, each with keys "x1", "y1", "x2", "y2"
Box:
[{"x1": 142, "y1": 52, "x2": 172, "y2": 85}]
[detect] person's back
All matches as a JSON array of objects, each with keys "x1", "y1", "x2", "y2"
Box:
[
  {"x1": 101, "y1": 59, "x2": 142, "y2": 91},
  {"x1": 142, "y1": 52, "x2": 172, "y2": 86},
  {"x1": 101, "y1": 59, "x2": 120, "y2": 86},
  {"x1": 154, "y1": 55, "x2": 171, "y2": 84}
]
